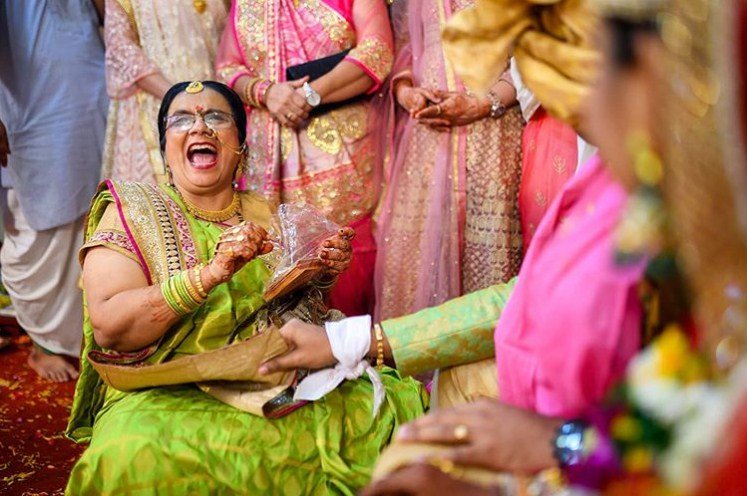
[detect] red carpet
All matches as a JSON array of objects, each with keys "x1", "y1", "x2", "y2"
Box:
[{"x1": 0, "y1": 333, "x2": 84, "y2": 495}]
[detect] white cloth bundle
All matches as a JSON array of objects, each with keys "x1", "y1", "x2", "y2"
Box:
[{"x1": 293, "y1": 315, "x2": 385, "y2": 417}]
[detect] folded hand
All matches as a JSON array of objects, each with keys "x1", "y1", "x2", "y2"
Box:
[
  {"x1": 415, "y1": 92, "x2": 490, "y2": 131},
  {"x1": 266, "y1": 77, "x2": 312, "y2": 128},
  {"x1": 396, "y1": 85, "x2": 443, "y2": 116}
]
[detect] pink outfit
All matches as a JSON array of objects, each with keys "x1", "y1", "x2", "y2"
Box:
[
  {"x1": 519, "y1": 108, "x2": 578, "y2": 252},
  {"x1": 216, "y1": 0, "x2": 393, "y2": 315},
  {"x1": 496, "y1": 155, "x2": 646, "y2": 417}
]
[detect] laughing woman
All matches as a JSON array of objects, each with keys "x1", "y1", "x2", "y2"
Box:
[{"x1": 65, "y1": 81, "x2": 425, "y2": 495}]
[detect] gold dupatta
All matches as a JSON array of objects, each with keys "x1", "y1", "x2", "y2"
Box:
[{"x1": 441, "y1": 0, "x2": 600, "y2": 127}]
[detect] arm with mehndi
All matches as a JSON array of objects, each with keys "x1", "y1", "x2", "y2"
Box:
[
  {"x1": 84, "y1": 222, "x2": 273, "y2": 352},
  {"x1": 415, "y1": 70, "x2": 518, "y2": 129}
]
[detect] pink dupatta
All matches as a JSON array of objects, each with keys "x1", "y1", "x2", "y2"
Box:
[{"x1": 373, "y1": 0, "x2": 469, "y2": 320}]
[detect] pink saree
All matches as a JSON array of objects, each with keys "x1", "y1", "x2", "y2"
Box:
[
  {"x1": 373, "y1": 0, "x2": 524, "y2": 321},
  {"x1": 216, "y1": 0, "x2": 393, "y2": 315},
  {"x1": 496, "y1": 155, "x2": 647, "y2": 417}
]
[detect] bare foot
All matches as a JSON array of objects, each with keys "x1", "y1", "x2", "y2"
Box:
[{"x1": 27, "y1": 346, "x2": 79, "y2": 382}]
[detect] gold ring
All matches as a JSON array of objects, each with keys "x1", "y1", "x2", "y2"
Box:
[
  {"x1": 453, "y1": 424, "x2": 469, "y2": 442},
  {"x1": 435, "y1": 104, "x2": 442, "y2": 116},
  {"x1": 286, "y1": 112, "x2": 295, "y2": 120}
]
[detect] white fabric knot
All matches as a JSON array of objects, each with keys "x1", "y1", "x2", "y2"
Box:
[{"x1": 293, "y1": 315, "x2": 385, "y2": 417}]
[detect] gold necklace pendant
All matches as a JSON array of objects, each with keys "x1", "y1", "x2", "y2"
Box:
[
  {"x1": 193, "y1": 0, "x2": 207, "y2": 14},
  {"x1": 183, "y1": 192, "x2": 241, "y2": 223}
]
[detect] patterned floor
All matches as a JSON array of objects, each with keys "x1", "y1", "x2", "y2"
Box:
[{"x1": 0, "y1": 334, "x2": 84, "y2": 495}]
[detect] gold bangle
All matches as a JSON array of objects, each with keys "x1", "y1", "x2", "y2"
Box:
[
  {"x1": 183, "y1": 270, "x2": 205, "y2": 306},
  {"x1": 192, "y1": 265, "x2": 208, "y2": 299},
  {"x1": 244, "y1": 77, "x2": 260, "y2": 107},
  {"x1": 373, "y1": 323, "x2": 385, "y2": 370}
]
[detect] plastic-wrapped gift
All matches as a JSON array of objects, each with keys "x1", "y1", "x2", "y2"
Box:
[{"x1": 263, "y1": 203, "x2": 340, "y2": 301}]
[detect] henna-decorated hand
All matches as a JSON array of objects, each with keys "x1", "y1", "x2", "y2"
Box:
[
  {"x1": 205, "y1": 222, "x2": 274, "y2": 285},
  {"x1": 415, "y1": 91, "x2": 491, "y2": 131},
  {"x1": 317, "y1": 227, "x2": 355, "y2": 278},
  {"x1": 395, "y1": 83, "x2": 443, "y2": 117}
]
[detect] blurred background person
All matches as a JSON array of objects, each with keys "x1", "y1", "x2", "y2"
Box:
[
  {"x1": 216, "y1": 0, "x2": 394, "y2": 316},
  {"x1": 374, "y1": 0, "x2": 524, "y2": 321},
  {"x1": 0, "y1": 0, "x2": 108, "y2": 381}
]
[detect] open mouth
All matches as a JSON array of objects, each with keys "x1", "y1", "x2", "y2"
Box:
[{"x1": 187, "y1": 142, "x2": 218, "y2": 169}]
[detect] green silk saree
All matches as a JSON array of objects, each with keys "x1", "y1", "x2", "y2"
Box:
[{"x1": 66, "y1": 181, "x2": 426, "y2": 495}]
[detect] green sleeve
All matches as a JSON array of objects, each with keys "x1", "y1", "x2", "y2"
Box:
[{"x1": 382, "y1": 277, "x2": 517, "y2": 377}]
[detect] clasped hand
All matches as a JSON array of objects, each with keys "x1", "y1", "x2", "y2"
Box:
[
  {"x1": 396, "y1": 85, "x2": 489, "y2": 131},
  {"x1": 265, "y1": 76, "x2": 312, "y2": 129}
]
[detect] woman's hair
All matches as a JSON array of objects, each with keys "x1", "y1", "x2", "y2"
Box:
[
  {"x1": 607, "y1": 17, "x2": 660, "y2": 68},
  {"x1": 157, "y1": 80, "x2": 247, "y2": 151}
]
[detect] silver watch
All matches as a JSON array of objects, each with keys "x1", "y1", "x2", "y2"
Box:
[
  {"x1": 302, "y1": 82, "x2": 321, "y2": 108},
  {"x1": 489, "y1": 93, "x2": 507, "y2": 119}
]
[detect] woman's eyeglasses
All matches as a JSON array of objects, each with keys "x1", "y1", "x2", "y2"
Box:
[{"x1": 165, "y1": 110, "x2": 235, "y2": 133}]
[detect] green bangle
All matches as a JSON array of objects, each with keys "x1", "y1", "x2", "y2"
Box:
[
  {"x1": 174, "y1": 272, "x2": 199, "y2": 309},
  {"x1": 170, "y1": 276, "x2": 193, "y2": 314},
  {"x1": 161, "y1": 279, "x2": 187, "y2": 316}
]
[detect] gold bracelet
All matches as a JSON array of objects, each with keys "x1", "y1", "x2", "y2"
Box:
[
  {"x1": 373, "y1": 323, "x2": 385, "y2": 370},
  {"x1": 192, "y1": 265, "x2": 208, "y2": 299}
]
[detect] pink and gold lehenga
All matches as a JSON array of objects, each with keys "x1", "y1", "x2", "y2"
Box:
[
  {"x1": 216, "y1": 0, "x2": 393, "y2": 315},
  {"x1": 373, "y1": 0, "x2": 524, "y2": 321}
]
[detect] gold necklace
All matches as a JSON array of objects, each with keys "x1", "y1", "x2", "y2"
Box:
[{"x1": 181, "y1": 190, "x2": 241, "y2": 223}]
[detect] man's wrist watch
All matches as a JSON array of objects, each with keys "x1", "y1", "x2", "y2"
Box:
[
  {"x1": 302, "y1": 82, "x2": 322, "y2": 108},
  {"x1": 552, "y1": 419, "x2": 597, "y2": 467}
]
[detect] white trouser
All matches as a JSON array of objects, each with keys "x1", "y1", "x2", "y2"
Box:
[{"x1": 0, "y1": 189, "x2": 83, "y2": 357}]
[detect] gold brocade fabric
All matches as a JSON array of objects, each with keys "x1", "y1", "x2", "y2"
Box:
[
  {"x1": 441, "y1": 0, "x2": 600, "y2": 127},
  {"x1": 462, "y1": 108, "x2": 524, "y2": 293},
  {"x1": 436, "y1": 358, "x2": 499, "y2": 408}
]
